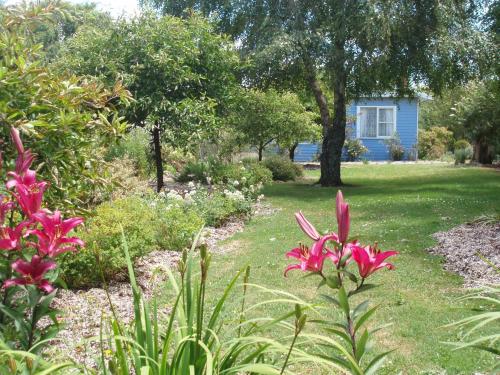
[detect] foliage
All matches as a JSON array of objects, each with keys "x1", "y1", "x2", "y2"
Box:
[
  {"x1": 56, "y1": 12, "x2": 240, "y2": 190},
  {"x1": 177, "y1": 159, "x2": 272, "y2": 198},
  {"x1": 454, "y1": 139, "x2": 472, "y2": 151},
  {"x1": 344, "y1": 139, "x2": 368, "y2": 162},
  {"x1": 418, "y1": 127, "x2": 454, "y2": 160},
  {"x1": 445, "y1": 284, "x2": 500, "y2": 373},
  {"x1": 0, "y1": 342, "x2": 74, "y2": 375},
  {"x1": 154, "y1": 205, "x2": 204, "y2": 250},
  {"x1": 189, "y1": 188, "x2": 253, "y2": 227},
  {"x1": 227, "y1": 88, "x2": 318, "y2": 161},
  {"x1": 284, "y1": 191, "x2": 398, "y2": 373},
  {"x1": 59, "y1": 197, "x2": 158, "y2": 288},
  {"x1": 0, "y1": 129, "x2": 84, "y2": 353},
  {"x1": 106, "y1": 128, "x2": 151, "y2": 177},
  {"x1": 384, "y1": 134, "x2": 405, "y2": 161},
  {"x1": 450, "y1": 80, "x2": 500, "y2": 163},
  {"x1": 0, "y1": 3, "x2": 130, "y2": 214},
  {"x1": 263, "y1": 156, "x2": 303, "y2": 182},
  {"x1": 455, "y1": 147, "x2": 473, "y2": 164}
]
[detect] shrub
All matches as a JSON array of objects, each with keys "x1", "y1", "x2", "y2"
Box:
[
  {"x1": 385, "y1": 134, "x2": 405, "y2": 161},
  {"x1": 176, "y1": 161, "x2": 210, "y2": 183},
  {"x1": 163, "y1": 145, "x2": 196, "y2": 173},
  {"x1": 191, "y1": 189, "x2": 252, "y2": 227},
  {"x1": 418, "y1": 127, "x2": 454, "y2": 159},
  {"x1": 155, "y1": 205, "x2": 204, "y2": 250},
  {"x1": 344, "y1": 138, "x2": 368, "y2": 161},
  {"x1": 454, "y1": 139, "x2": 472, "y2": 151},
  {"x1": 107, "y1": 128, "x2": 151, "y2": 176},
  {"x1": 263, "y1": 156, "x2": 301, "y2": 181},
  {"x1": 454, "y1": 146, "x2": 473, "y2": 164},
  {"x1": 60, "y1": 197, "x2": 159, "y2": 287}
]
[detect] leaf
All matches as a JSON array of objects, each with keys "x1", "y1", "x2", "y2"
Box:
[
  {"x1": 355, "y1": 329, "x2": 369, "y2": 361},
  {"x1": 349, "y1": 283, "x2": 378, "y2": 297},
  {"x1": 337, "y1": 286, "x2": 350, "y2": 316},
  {"x1": 355, "y1": 305, "x2": 379, "y2": 333},
  {"x1": 364, "y1": 350, "x2": 395, "y2": 375}
]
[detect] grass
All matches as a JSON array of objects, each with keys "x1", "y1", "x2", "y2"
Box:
[{"x1": 203, "y1": 164, "x2": 500, "y2": 374}]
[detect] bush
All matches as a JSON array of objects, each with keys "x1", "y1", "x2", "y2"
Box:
[
  {"x1": 190, "y1": 189, "x2": 252, "y2": 227},
  {"x1": 418, "y1": 127, "x2": 454, "y2": 159},
  {"x1": 344, "y1": 139, "x2": 368, "y2": 161},
  {"x1": 163, "y1": 145, "x2": 196, "y2": 173},
  {"x1": 455, "y1": 146, "x2": 473, "y2": 164},
  {"x1": 107, "y1": 128, "x2": 151, "y2": 177},
  {"x1": 454, "y1": 139, "x2": 472, "y2": 151},
  {"x1": 176, "y1": 161, "x2": 210, "y2": 183},
  {"x1": 263, "y1": 156, "x2": 301, "y2": 181},
  {"x1": 155, "y1": 205, "x2": 204, "y2": 250},
  {"x1": 384, "y1": 134, "x2": 405, "y2": 161},
  {"x1": 60, "y1": 197, "x2": 159, "y2": 288}
]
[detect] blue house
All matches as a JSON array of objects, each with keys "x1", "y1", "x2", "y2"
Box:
[{"x1": 294, "y1": 96, "x2": 421, "y2": 162}]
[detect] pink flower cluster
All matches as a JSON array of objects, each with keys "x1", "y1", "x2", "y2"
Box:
[
  {"x1": 0, "y1": 128, "x2": 84, "y2": 293},
  {"x1": 285, "y1": 191, "x2": 398, "y2": 281}
]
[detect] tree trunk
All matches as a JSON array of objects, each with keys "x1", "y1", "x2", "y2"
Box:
[
  {"x1": 152, "y1": 125, "x2": 164, "y2": 192},
  {"x1": 289, "y1": 142, "x2": 298, "y2": 161},
  {"x1": 258, "y1": 144, "x2": 263, "y2": 161},
  {"x1": 319, "y1": 38, "x2": 347, "y2": 186},
  {"x1": 473, "y1": 138, "x2": 494, "y2": 164}
]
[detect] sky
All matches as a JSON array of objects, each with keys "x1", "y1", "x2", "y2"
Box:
[{"x1": 5, "y1": 0, "x2": 141, "y2": 17}]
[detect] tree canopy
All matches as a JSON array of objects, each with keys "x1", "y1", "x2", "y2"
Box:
[
  {"x1": 146, "y1": 0, "x2": 490, "y2": 183},
  {"x1": 56, "y1": 12, "x2": 241, "y2": 191}
]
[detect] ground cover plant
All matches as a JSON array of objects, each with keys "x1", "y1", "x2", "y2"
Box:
[{"x1": 203, "y1": 164, "x2": 500, "y2": 374}]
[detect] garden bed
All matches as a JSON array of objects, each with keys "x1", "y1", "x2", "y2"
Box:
[
  {"x1": 49, "y1": 200, "x2": 278, "y2": 368},
  {"x1": 427, "y1": 219, "x2": 500, "y2": 287}
]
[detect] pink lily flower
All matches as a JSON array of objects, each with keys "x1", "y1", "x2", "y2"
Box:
[
  {"x1": 0, "y1": 195, "x2": 14, "y2": 225},
  {"x1": 12, "y1": 181, "x2": 48, "y2": 218},
  {"x1": 3, "y1": 255, "x2": 56, "y2": 293},
  {"x1": 28, "y1": 210, "x2": 84, "y2": 257},
  {"x1": 336, "y1": 190, "x2": 350, "y2": 244},
  {"x1": 284, "y1": 243, "x2": 338, "y2": 276},
  {"x1": 351, "y1": 244, "x2": 398, "y2": 279},
  {"x1": 295, "y1": 211, "x2": 321, "y2": 241},
  {"x1": 0, "y1": 223, "x2": 26, "y2": 251}
]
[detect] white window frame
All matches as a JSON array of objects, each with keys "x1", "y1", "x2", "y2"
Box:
[{"x1": 356, "y1": 106, "x2": 397, "y2": 139}]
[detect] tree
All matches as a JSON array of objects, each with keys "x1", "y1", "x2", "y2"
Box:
[
  {"x1": 274, "y1": 92, "x2": 321, "y2": 161},
  {"x1": 0, "y1": 3, "x2": 130, "y2": 213},
  {"x1": 228, "y1": 89, "x2": 317, "y2": 161},
  {"x1": 56, "y1": 13, "x2": 239, "y2": 191},
  {"x1": 451, "y1": 80, "x2": 500, "y2": 163},
  {"x1": 145, "y1": 0, "x2": 488, "y2": 185}
]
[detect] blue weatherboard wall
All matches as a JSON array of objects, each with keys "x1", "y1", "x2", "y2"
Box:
[{"x1": 294, "y1": 97, "x2": 419, "y2": 162}]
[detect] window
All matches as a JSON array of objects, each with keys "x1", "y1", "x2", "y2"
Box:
[{"x1": 357, "y1": 106, "x2": 396, "y2": 138}]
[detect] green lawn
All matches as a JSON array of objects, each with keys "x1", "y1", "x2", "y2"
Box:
[{"x1": 204, "y1": 164, "x2": 500, "y2": 374}]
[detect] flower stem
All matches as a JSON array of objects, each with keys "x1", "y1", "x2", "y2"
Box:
[{"x1": 280, "y1": 329, "x2": 299, "y2": 375}]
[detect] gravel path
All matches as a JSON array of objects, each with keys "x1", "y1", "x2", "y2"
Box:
[
  {"x1": 427, "y1": 219, "x2": 500, "y2": 288},
  {"x1": 48, "y1": 201, "x2": 279, "y2": 368}
]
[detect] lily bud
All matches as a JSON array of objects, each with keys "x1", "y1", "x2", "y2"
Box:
[
  {"x1": 294, "y1": 303, "x2": 301, "y2": 319},
  {"x1": 297, "y1": 314, "x2": 307, "y2": 332},
  {"x1": 10, "y1": 127, "x2": 24, "y2": 154}
]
